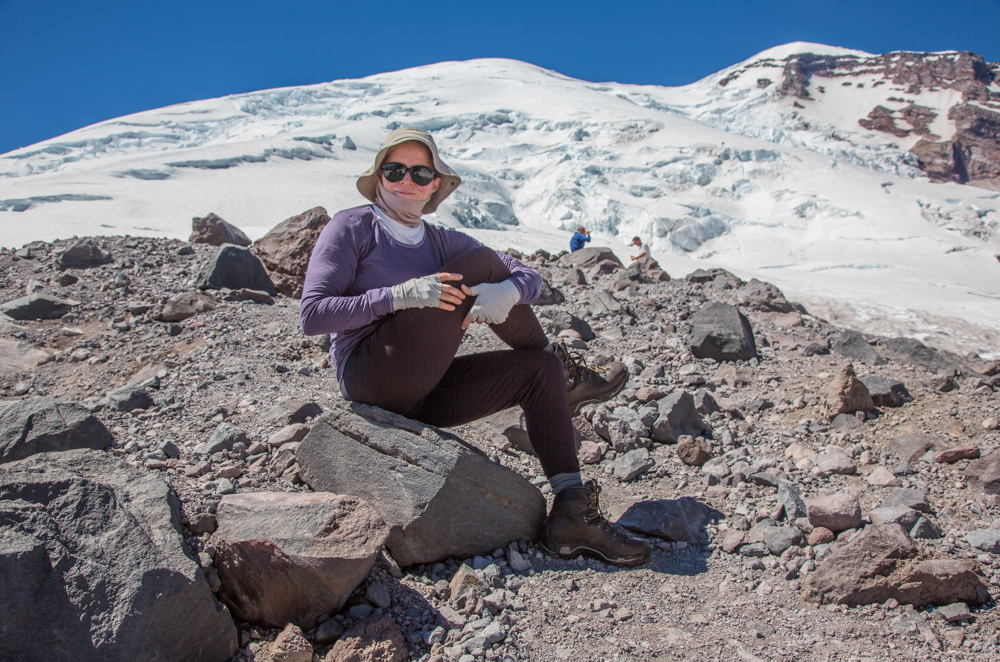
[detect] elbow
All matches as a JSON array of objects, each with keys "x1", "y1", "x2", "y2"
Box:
[{"x1": 299, "y1": 299, "x2": 320, "y2": 336}]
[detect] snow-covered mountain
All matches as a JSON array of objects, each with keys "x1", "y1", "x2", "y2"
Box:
[{"x1": 2, "y1": 42, "x2": 999, "y2": 356}]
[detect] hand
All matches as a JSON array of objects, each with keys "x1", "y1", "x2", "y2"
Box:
[
  {"x1": 461, "y1": 280, "x2": 520, "y2": 330},
  {"x1": 390, "y1": 272, "x2": 466, "y2": 311}
]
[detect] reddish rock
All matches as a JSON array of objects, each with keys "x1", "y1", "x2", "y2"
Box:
[
  {"x1": 808, "y1": 527, "x2": 835, "y2": 546},
  {"x1": 966, "y1": 451, "x2": 1000, "y2": 495},
  {"x1": 324, "y1": 615, "x2": 407, "y2": 662},
  {"x1": 721, "y1": 530, "x2": 745, "y2": 554},
  {"x1": 866, "y1": 466, "x2": 902, "y2": 488},
  {"x1": 189, "y1": 212, "x2": 251, "y2": 247},
  {"x1": 155, "y1": 291, "x2": 217, "y2": 323},
  {"x1": 252, "y1": 207, "x2": 332, "y2": 298},
  {"x1": 578, "y1": 440, "x2": 603, "y2": 464},
  {"x1": 268, "y1": 423, "x2": 311, "y2": 448},
  {"x1": 214, "y1": 492, "x2": 388, "y2": 629},
  {"x1": 675, "y1": 435, "x2": 712, "y2": 466},
  {"x1": 806, "y1": 492, "x2": 862, "y2": 533},
  {"x1": 823, "y1": 363, "x2": 874, "y2": 419},
  {"x1": 265, "y1": 623, "x2": 313, "y2": 662},
  {"x1": 935, "y1": 442, "x2": 980, "y2": 464}
]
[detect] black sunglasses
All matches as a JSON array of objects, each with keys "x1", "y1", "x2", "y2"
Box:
[{"x1": 381, "y1": 162, "x2": 438, "y2": 186}]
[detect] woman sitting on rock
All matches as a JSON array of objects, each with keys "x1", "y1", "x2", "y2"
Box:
[{"x1": 300, "y1": 128, "x2": 649, "y2": 566}]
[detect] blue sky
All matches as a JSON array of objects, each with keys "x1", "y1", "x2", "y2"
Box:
[{"x1": 2, "y1": 0, "x2": 999, "y2": 155}]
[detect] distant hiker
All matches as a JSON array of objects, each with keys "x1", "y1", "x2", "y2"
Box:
[
  {"x1": 630, "y1": 236, "x2": 650, "y2": 262},
  {"x1": 300, "y1": 128, "x2": 649, "y2": 566},
  {"x1": 570, "y1": 226, "x2": 590, "y2": 252}
]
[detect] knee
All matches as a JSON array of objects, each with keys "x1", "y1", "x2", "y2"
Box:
[
  {"x1": 447, "y1": 246, "x2": 508, "y2": 286},
  {"x1": 535, "y1": 349, "x2": 565, "y2": 385}
]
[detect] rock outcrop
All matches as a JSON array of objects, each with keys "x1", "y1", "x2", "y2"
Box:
[{"x1": 1, "y1": 397, "x2": 114, "y2": 463}]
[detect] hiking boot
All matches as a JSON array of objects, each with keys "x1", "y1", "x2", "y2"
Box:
[
  {"x1": 540, "y1": 481, "x2": 650, "y2": 566},
  {"x1": 553, "y1": 342, "x2": 627, "y2": 414}
]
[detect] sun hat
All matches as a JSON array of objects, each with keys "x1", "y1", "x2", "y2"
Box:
[{"x1": 356, "y1": 128, "x2": 461, "y2": 214}]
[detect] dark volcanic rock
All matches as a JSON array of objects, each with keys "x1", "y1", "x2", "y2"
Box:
[
  {"x1": 58, "y1": 238, "x2": 112, "y2": 270},
  {"x1": 297, "y1": 402, "x2": 546, "y2": 566},
  {"x1": 251, "y1": 207, "x2": 331, "y2": 298},
  {"x1": 0, "y1": 397, "x2": 113, "y2": 464},
  {"x1": 686, "y1": 301, "x2": 757, "y2": 362},
  {"x1": 0, "y1": 449, "x2": 238, "y2": 662},
  {"x1": 860, "y1": 375, "x2": 914, "y2": 407},
  {"x1": 105, "y1": 384, "x2": 155, "y2": 413},
  {"x1": 832, "y1": 330, "x2": 883, "y2": 365},
  {"x1": 557, "y1": 247, "x2": 622, "y2": 270},
  {"x1": 196, "y1": 244, "x2": 276, "y2": 296},
  {"x1": 214, "y1": 492, "x2": 388, "y2": 629},
  {"x1": 616, "y1": 497, "x2": 710, "y2": 543},
  {"x1": 651, "y1": 391, "x2": 708, "y2": 444},
  {"x1": 0, "y1": 293, "x2": 79, "y2": 320},
  {"x1": 189, "y1": 212, "x2": 252, "y2": 247},
  {"x1": 876, "y1": 337, "x2": 962, "y2": 374}
]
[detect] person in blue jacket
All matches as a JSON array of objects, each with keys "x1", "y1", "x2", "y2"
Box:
[{"x1": 570, "y1": 226, "x2": 591, "y2": 252}]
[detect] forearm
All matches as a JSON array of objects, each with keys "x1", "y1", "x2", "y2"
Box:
[{"x1": 299, "y1": 287, "x2": 394, "y2": 335}]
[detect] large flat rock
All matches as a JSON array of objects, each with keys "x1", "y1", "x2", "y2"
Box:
[
  {"x1": 0, "y1": 449, "x2": 238, "y2": 662},
  {"x1": 214, "y1": 492, "x2": 388, "y2": 629},
  {"x1": 297, "y1": 402, "x2": 545, "y2": 566},
  {"x1": 1, "y1": 397, "x2": 113, "y2": 464}
]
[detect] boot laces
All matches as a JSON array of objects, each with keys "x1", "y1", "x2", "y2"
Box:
[
  {"x1": 581, "y1": 484, "x2": 629, "y2": 539},
  {"x1": 558, "y1": 343, "x2": 611, "y2": 382}
]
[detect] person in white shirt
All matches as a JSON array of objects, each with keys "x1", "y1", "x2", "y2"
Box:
[{"x1": 629, "y1": 236, "x2": 650, "y2": 262}]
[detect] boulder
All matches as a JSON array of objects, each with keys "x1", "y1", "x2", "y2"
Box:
[
  {"x1": 557, "y1": 247, "x2": 622, "y2": 269},
  {"x1": 189, "y1": 212, "x2": 252, "y2": 247},
  {"x1": 0, "y1": 293, "x2": 79, "y2": 320},
  {"x1": 859, "y1": 376, "x2": 913, "y2": 407},
  {"x1": 196, "y1": 244, "x2": 276, "y2": 296},
  {"x1": 777, "y1": 482, "x2": 808, "y2": 521},
  {"x1": 734, "y1": 279, "x2": 795, "y2": 313},
  {"x1": 888, "y1": 433, "x2": 946, "y2": 463},
  {"x1": 806, "y1": 492, "x2": 862, "y2": 532},
  {"x1": 296, "y1": 402, "x2": 546, "y2": 566},
  {"x1": 965, "y1": 530, "x2": 1000, "y2": 553},
  {"x1": 614, "y1": 448, "x2": 654, "y2": 481},
  {"x1": 58, "y1": 238, "x2": 112, "y2": 270},
  {"x1": 966, "y1": 450, "x2": 1000, "y2": 494},
  {"x1": 651, "y1": 391, "x2": 707, "y2": 443},
  {"x1": 105, "y1": 384, "x2": 155, "y2": 412},
  {"x1": 866, "y1": 466, "x2": 902, "y2": 487},
  {"x1": 616, "y1": 497, "x2": 710, "y2": 543},
  {"x1": 266, "y1": 623, "x2": 313, "y2": 662},
  {"x1": 251, "y1": 207, "x2": 331, "y2": 297},
  {"x1": 804, "y1": 524, "x2": 989, "y2": 607},
  {"x1": 214, "y1": 492, "x2": 388, "y2": 629},
  {"x1": 762, "y1": 526, "x2": 805, "y2": 556},
  {"x1": 1, "y1": 397, "x2": 113, "y2": 464},
  {"x1": 870, "y1": 507, "x2": 923, "y2": 529},
  {"x1": 590, "y1": 289, "x2": 623, "y2": 314},
  {"x1": 675, "y1": 435, "x2": 712, "y2": 466},
  {"x1": 881, "y1": 488, "x2": 930, "y2": 513},
  {"x1": 0, "y1": 449, "x2": 238, "y2": 662},
  {"x1": 686, "y1": 302, "x2": 757, "y2": 362},
  {"x1": 324, "y1": 615, "x2": 407, "y2": 662},
  {"x1": 813, "y1": 451, "x2": 857, "y2": 476},
  {"x1": 823, "y1": 363, "x2": 874, "y2": 419},
  {"x1": 156, "y1": 291, "x2": 217, "y2": 323},
  {"x1": 536, "y1": 308, "x2": 595, "y2": 340},
  {"x1": 831, "y1": 330, "x2": 882, "y2": 365},
  {"x1": 876, "y1": 337, "x2": 962, "y2": 374}
]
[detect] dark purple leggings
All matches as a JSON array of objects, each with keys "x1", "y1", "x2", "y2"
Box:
[{"x1": 341, "y1": 246, "x2": 580, "y2": 477}]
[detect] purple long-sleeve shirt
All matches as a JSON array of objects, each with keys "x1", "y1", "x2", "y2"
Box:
[{"x1": 300, "y1": 205, "x2": 542, "y2": 381}]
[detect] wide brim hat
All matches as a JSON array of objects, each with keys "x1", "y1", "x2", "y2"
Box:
[{"x1": 356, "y1": 128, "x2": 461, "y2": 215}]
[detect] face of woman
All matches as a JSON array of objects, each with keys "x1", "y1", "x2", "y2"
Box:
[{"x1": 381, "y1": 142, "x2": 441, "y2": 202}]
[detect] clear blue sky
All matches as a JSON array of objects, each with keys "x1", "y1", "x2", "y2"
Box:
[{"x1": 2, "y1": 0, "x2": 999, "y2": 155}]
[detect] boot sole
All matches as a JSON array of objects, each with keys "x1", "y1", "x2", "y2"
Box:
[
  {"x1": 568, "y1": 374, "x2": 628, "y2": 416},
  {"x1": 539, "y1": 538, "x2": 651, "y2": 567}
]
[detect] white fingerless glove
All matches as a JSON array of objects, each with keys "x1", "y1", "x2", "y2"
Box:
[
  {"x1": 467, "y1": 280, "x2": 520, "y2": 325},
  {"x1": 390, "y1": 274, "x2": 442, "y2": 310}
]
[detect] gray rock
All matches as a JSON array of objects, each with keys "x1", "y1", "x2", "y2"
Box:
[
  {"x1": 481, "y1": 408, "x2": 532, "y2": 454},
  {"x1": 536, "y1": 308, "x2": 595, "y2": 340},
  {"x1": 876, "y1": 337, "x2": 962, "y2": 375},
  {"x1": 813, "y1": 452, "x2": 857, "y2": 476},
  {"x1": 870, "y1": 507, "x2": 922, "y2": 530},
  {"x1": 196, "y1": 244, "x2": 276, "y2": 296},
  {"x1": 0, "y1": 293, "x2": 80, "y2": 320},
  {"x1": 806, "y1": 492, "x2": 862, "y2": 533},
  {"x1": 614, "y1": 448, "x2": 654, "y2": 481},
  {"x1": 881, "y1": 488, "x2": 930, "y2": 513},
  {"x1": 297, "y1": 402, "x2": 545, "y2": 566},
  {"x1": 197, "y1": 423, "x2": 249, "y2": 455},
  {"x1": 155, "y1": 291, "x2": 217, "y2": 323},
  {"x1": 701, "y1": 457, "x2": 730, "y2": 478},
  {"x1": 0, "y1": 449, "x2": 238, "y2": 662},
  {"x1": 0, "y1": 397, "x2": 113, "y2": 464},
  {"x1": 909, "y1": 517, "x2": 940, "y2": 540},
  {"x1": 778, "y1": 482, "x2": 808, "y2": 521},
  {"x1": 762, "y1": 526, "x2": 805, "y2": 556},
  {"x1": 58, "y1": 239, "x2": 113, "y2": 270},
  {"x1": 189, "y1": 212, "x2": 252, "y2": 247},
  {"x1": 686, "y1": 302, "x2": 757, "y2": 362},
  {"x1": 616, "y1": 497, "x2": 709, "y2": 543},
  {"x1": 831, "y1": 330, "x2": 883, "y2": 365},
  {"x1": 740, "y1": 542, "x2": 767, "y2": 557},
  {"x1": 692, "y1": 389, "x2": 719, "y2": 416},
  {"x1": 366, "y1": 582, "x2": 391, "y2": 609},
  {"x1": 936, "y1": 603, "x2": 972, "y2": 623},
  {"x1": 830, "y1": 413, "x2": 863, "y2": 431},
  {"x1": 651, "y1": 391, "x2": 707, "y2": 443},
  {"x1": 965, "y1": 451, "x2": 1000, "y2": 495},
  {"x1": 965, "y1": 529, "x2": 1000, "y2": 553},
  {"x1": 609, "y1": 419, "x2": 647, "y2": 453},
  {"x1": 557, "y1": 247, "x2": 622, "y2": 269},
  {"x1": 888, "y1": 433, "x2": 945, "y2": 463},
  {"x1": 590, "y1": 289, "x2": 623, "y2": 315},
  {"x1": 214, "y1": 492, "x2": 388, "y2": 629},
  {"x1": 262, "y1": 399, "x2": 322, "y2": 426},
  {"x1": 859, "y1": 376, "x2": 913, "y2": 408},
  {"x1": 313, "y1": 618, "x2": 346, "y2": 645},
  {"x1": 105, "y1": 384, "x2": 155, "y2": 412}
]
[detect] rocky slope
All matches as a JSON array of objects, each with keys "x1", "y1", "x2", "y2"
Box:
[{"x1": 2, "y1": 229, "x2": 1000, "y2": 661}]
